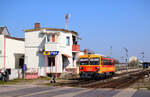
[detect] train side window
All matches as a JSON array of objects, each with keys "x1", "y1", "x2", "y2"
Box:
[
  {"x1": 90, "y1": 58, "x2": 99, "y2": 65},
  {"x1": 103, "y1": 59, "x2": 113, "y2": 65}
]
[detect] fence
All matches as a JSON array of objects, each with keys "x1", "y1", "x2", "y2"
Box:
[{"x1": 115, "y1": 64, "x2": 142, "y2": 72}]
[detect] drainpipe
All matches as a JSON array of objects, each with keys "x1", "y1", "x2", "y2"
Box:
[
  {"x1": 45, "y1": 55, "x2": 47, "y2": 76},
  {"x1": 55, "y1": 55, "x2": 57, "y2": 78},
  {"x1": 4, "y1": 35, "x2": 6, "y2": 69}
]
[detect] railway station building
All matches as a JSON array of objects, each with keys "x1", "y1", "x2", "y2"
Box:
[
  {"x1": 24, "y1": 23, "x2": 80, "y2": 78},
  {"x1": 0, "y1": 26, "x2": 25, "y2": 79}
]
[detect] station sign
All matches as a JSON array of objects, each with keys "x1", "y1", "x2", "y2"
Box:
[{"x1": 43, "y1": 51, "x2": 59, "y2": 55}]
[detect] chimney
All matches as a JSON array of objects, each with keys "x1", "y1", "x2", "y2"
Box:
[{"x1": 34, "y1": 23, "x2": 40, "y2": 29}]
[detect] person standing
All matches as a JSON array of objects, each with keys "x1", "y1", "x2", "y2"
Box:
[
  {"x1": 50, "y1": 74, "x2": 56, "y2": 83},
  {"x1": 22, "y1": 64, "x2": 27, "y2": 79}
]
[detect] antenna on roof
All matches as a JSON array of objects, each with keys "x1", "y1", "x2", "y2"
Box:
[{"x1": 65, "y1": 14, "x2": 70, "y2": 30}]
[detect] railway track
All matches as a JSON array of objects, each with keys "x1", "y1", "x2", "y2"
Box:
[
  {"x1": 54, "y1": 78, "x2": 97, "y2": 87},
  {"x1": 82, "y1": 69, "x2": 150, "y2": 89},
  {"x1": 55, "y1": 69, "x2": 150, "y2": 89}
]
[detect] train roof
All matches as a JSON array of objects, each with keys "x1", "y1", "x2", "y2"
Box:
[{"x1": 79, "y1": 54, "x2": 114, "y2": 59}]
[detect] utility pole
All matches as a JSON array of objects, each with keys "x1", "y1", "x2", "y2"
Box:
[
  {"x1": 141, "y1": 52, "x2": 144, "y2": 62},
  {"x1": 120, "y1": 56, "x2": 124, "y2": 62},
  {"x1": 123, "y1": 47, "x2": 128, "y2": 71}
]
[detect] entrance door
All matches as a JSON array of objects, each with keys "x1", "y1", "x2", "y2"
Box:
[
  {"x1": 48, "y1": 56, "x2": 55, "y2": 66},
  {"x1": 62, "y1": 55, "x2": 70, "y2": 71},
  {"x1": 48, "y1": 56, "x2": 55, "y2": 73},
  {"x1": 15, "y1": 54, "x2": 24, "y2": 69},
  {"x1": 19, "y1": 58, "x2": 24, "y2": 68}
]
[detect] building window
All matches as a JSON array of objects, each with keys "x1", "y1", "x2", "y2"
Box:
[
  {"x1": 66, "y1": 37, "x2": 70, "y2": 46},
  {"x1": 72, "y1": 35, "x2": 78, "y2": 45},
  {"x1": 48, "y1": 57, "x2": 55, "y2": 66},
  {"x1": 47, "y1": 35, "x2": 51, "y2": 42},
  {"x1": 46, "y1": 34, "x2": 55, "y2": 43},
  {"x1": 52, "y1": 35, "x2": 55, "y2": 42}
]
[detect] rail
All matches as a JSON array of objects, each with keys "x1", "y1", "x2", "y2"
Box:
[{"x1": 54, "y1": 68, "x2": 150, "y2": 89}]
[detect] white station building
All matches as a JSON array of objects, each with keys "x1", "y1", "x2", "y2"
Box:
[
  {"x1": 0, "y1": 27, "x2": 25, "y2": 79},
  {"x1": 0, "y1": 27, "x2": 25, "y2": 69},
  {"x1": 24, "y1": 23, "x2": 80, "y2": 78}
]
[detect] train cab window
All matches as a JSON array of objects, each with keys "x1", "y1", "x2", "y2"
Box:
[
  {"x1": 80, "y1": 58, "x2": 89, "y2": 65},
  {"x1": 90, "y1": 58, "x2": 99, "y2": 65}
]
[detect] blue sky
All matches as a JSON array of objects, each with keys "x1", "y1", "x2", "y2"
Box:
[{"x1": 0, "y1": 0, "x2": 150, "y2": 61}]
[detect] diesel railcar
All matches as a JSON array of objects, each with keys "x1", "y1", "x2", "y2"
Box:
[{"x1": 79, "y1": 54, "x2": 115, "y2": 79}]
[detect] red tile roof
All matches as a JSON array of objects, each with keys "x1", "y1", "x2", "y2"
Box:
[{"x1": 5, "y1": 35, "x2": 24, "y2": 41}]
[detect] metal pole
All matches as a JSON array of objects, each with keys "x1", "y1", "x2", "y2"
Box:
[
  {"x1": 123, "y1": 47, "x2": 128, "y2": 71},
  {"x1": 55, "y1": 55, "x2": 57, "y2": 78},
  {"x1": 45, "y1": 55, "x2": 47, "y2": 76},
  {"x1": 141, "y1": 52, "x2": 144, "y2": 62}
]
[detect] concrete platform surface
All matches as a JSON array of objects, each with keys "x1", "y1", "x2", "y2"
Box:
[{"x1": 0, "y1": 85, "x2": 150, "y2": 97}]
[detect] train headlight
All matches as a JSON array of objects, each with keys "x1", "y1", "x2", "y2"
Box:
[
  {"x1": 95, "y1": 67, "x2": 100, "y2": 70},
  {"x1": 79, "y1": 67, "x2": 83, "y2": 70}
]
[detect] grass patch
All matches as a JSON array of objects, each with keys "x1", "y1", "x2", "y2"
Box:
[
  {"x1": 39, "y1": 76, "x2": 51, "y2": 80},
  {"x1": 146, "y1": 86, "x2": 150, "y2": 90},
  {"x1": 0, "y1": 76, "x2": 58, "y2": 85},
  {"x1": 141, "y1": 85, "x2": 150, "y2": 90},
  {"x1": 0, "y1": 79, "x2": 21, "y2": 85},
  {"x1": 43, "y1": 83, "x2": 54, "y2": 86},
  {"x1": 133, "y1": 84, "x2": 150, "y2": 90},
  {"x1": 0, "y1": 79, "x2": 35, "y2": 85}
]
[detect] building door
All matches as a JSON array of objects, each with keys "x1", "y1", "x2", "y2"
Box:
[
  {"x1": 19, "y1": 58, "x2": 24, "y2": 68},
  {"x1": 48, "y1": 56, "x2": 55, "y2": 73},
  {"x1": 15, "y1": 54, "x2": 24, "y2": 69},
  {"x1": 62, "y1": 55, "x2": 69, "y2": 71},
  {"x1": 48, "y1": 56, "x2": 55, "y2": 66}
]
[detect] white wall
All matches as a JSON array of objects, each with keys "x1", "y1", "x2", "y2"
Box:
[
  {"x1": 58, "y1": 32, "x2": 75, "y2": 68},
  {"x1": 6, "y1": 38, "x2": 24, "y2": 68},
  {"x1": 25, "y1": 29, "x2": 78, "y2": 75},
  {"x1": 9, "y1": 69, "x2": 22, "y2": 80},
  {"x1": 0, "y1": 35, "x2": 24, "y2": 69},
  {"x1": 0, "y1": 35, "x2": 4, "y2": 68},
  {"x1": 25, "y1": 31, "x2": 45, "y2": 69}
]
